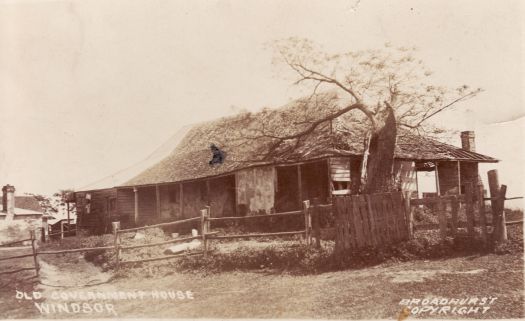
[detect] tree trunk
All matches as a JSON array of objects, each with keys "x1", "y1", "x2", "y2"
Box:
[{"x1": 363, "y1": 106, "x2": 397, "y2": 194}]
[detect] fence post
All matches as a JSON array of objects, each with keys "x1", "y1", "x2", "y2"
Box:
[
  {"x1": 201, "y1": 209, "x2": 209, "y2": 256},
  {"x1": 488, "y1": 170, "x2": 507, "y2": 241},
  {"x1": 302, "y1": 200, "x2": 311, "y2": 246},
  {"x1": 112, "y1": 222, "x2": 121, "y2": 270},
  {"x1": 465, "y1": 183, "x2": 475, "y2": 236},
  {"x1": 30, "y1": 229, "x2": 39, "y2": 277},
  {"x1": 487, "y1": 169, "x2": 500, "y2": 235},
  {"x1": 403, "y1": 191, "x2": 413, "y2": 239},
  {"x1": 477, "y1": 184, "x2": 488, "y2": 243},
  {"x1": 497, "y1": 185, "x2": 508, "y2": 241},
  {"x1": 312, "y1": 198, "x2": 321, "y2": 249}
]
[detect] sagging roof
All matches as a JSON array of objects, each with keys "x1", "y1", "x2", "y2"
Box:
[{"x1": 121, "y1": 93, "x2": 497, "y2": 187}]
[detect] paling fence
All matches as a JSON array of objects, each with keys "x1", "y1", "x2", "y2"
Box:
[{"x1": 333, "y1": 191, "x2": 410, "y2": 252}]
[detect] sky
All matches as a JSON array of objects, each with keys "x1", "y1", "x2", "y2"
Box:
[{"x1": 0, "y1": 0, "x2": 523, "y2": 207}]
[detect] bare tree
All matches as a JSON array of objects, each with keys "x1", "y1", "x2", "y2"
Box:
[{"x1": 258, "y1": 38, "x2": 482, "y2": 193}]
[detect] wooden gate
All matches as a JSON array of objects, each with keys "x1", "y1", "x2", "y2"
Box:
[{"x1": 334, "y1": 191, "x2": 409, "y2": 251}]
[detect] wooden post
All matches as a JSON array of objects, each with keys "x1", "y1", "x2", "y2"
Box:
[
  {"x1": 450, "y1": 196, "x2": 459, "y2": 236},
  {"x1": 206, "y1": 180, "x2": 211, "y2": 206},
  {"x1": 302, "y1": 200, "x2": 310, "y2": 246},
  {"x1": 465, "y1": 183, "x2": 475, "y2": 236},
  {"x1": 200, "y1": 208, "x2": 209, "y2": 256},
  {"x1": 312, "y1": 198, "x2": 321, "y2": 248},
  {"x1": 477, "y1": 184, "x2": 488, "y2": 243},
  {"x1": 488, "y1": 170, "x2": 507, "y2": 241},
  {"x1": 41, "y1": 216, "x2": 48, "y2": 242},
  {"x1": 415, "y1": 170, "x2": 420, "y2": 198},
  {"x1": 133, "y1": 187, "x2": 139, "y2": 225},
  {"x1": 326, "y1": 159, "x2": 332, "y2": 198},
  {"x1": 60, "y1": 221, "x2": 64, "y2": 239},
  {"x1": 326, "y1": 158, "x2": 334, "y2": 197},
  {"x1": 67, "y1": 201, "x2": 70, "y2": 225},
  {"x1": 155, "y1": 185, "x2": 161, "y2": 218},
  {"x1": 437, "y1": 198, "x2": 447, "y2": 240},
  {"x1": 30, "y1": 229, "x2": 39, "y2": 277},
  {"x1": 498, "y1": 185, "x2": 508, "y2": 241},
  {"x1": 297, "y1": 165, "x2": 303, "y2": 206},
  {"x1": 402, "y1": 191, "x2": 413, "y2": 239},
  {"x1": 487, "y1": 170, "x2": 500, "y2": 236},
  {"x1": 457, "y1": 161, "x2": 462, "y2": 195},
  {"x1": 435, "y1": 161, "x2": 441, "y2": 196},
  {"x1": 205, "y1": 205, "x2": 211, "y2": 250},
  {"x1": 112, "y1": 222, "x2": 121, "y2": 270},
  {"x1": 179, "y1": 183, "x2": 184, "y2": 218}
]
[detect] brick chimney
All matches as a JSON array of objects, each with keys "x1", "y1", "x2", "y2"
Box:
[
  {"x1": 460, "y1": 131, "x2": 476, "y2": 152},
  {"x1": 2, "y1": 184, "x2": 15, "y2": 220}
]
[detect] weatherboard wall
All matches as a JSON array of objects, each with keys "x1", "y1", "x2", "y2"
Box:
[
  {"x1": 236, "y1": 166, "x2": 275, "y2": 215},
  {"x1": 75, "y1": 188, "x2": 117, "y2": 234}
]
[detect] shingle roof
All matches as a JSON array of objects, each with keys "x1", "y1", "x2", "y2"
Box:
[
  {"x1": 121, "y1": 93, "x2": 497, "y2": 187},
  {"x1": 14, "y1": 196, "x2": 44, "y2": 212}
]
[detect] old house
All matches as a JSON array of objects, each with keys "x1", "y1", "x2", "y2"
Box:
[{"x1": 74, "y1": 95, "x2": 498, "y2": 233}]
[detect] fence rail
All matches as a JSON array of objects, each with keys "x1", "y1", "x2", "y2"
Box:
[
  {"x1": 0, "y1": 253, "x2": 35, "y2": 261},
  {"x1": 0, "y1": 267, "x2": 37, "y2": 275},
  {"x1": 37, "y1": 246, "x2": 115, "y2": 255},
  {"x1": 207, "y1": 210, "x2": 303, "y2": 222},
  {"x1": 117, "y1": 217, "x2": 201, "y2": 234},
  {"x1": 0, "y1": 238, "x2": 32, "y2": 247},
  {"x1": 198, "y1": 199, "x2": 329, "y2": 254},
  {"x1": 0, "y1": 230, "x2": 39, "y2": 277},
  {"x1": 207, "y1": 230, "x2": 306, "y2": 239},
  {"x1": 120, "y1": 251, "x2": 203, "y2": 265}
]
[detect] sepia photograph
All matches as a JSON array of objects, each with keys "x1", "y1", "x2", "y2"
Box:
[{"x1": 0, "y1": 0, "x2": 523, "y2": 320}]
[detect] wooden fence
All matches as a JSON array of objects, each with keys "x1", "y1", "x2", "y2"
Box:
[
  {"x1": 405, "y1": 170, "x2": 522, "y2": 242},
  {"x1": 0, "y1": 230, "x2": 39, "y2": 277},
  {"x1": 3, "y1": 169, "x2": 518, "y2": 274},
  {"x1": 105, "y1": 202, "x2": 332, "y2": 266},
  {"x1": 0, "y1": 202, "x2": 329, "y2": 275},
  {"x1": 333, "y1": 191, "x2": 410, "y2": 252}
]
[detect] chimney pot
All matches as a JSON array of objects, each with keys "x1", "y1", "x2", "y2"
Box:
[{"x1": 460, "y1": 131, "x2": 476, "y2": 152}]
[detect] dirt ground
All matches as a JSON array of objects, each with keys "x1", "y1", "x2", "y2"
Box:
[
  {"x1": 0, "y1": 247, "x2": 40, "y2": 319},
  {"x1": 2, "y1": 245, "x2": 523, "y2": 319}
]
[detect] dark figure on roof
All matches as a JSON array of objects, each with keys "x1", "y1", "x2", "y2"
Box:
[{"x1": 209, "y1": 144, "x2": 225, "y2": 166}]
